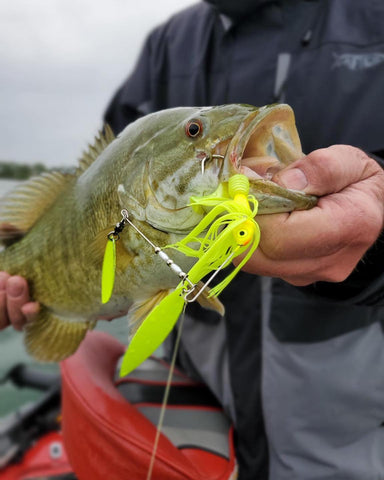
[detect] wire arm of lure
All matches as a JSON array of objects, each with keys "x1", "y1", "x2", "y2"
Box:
[
  {"x1": 113, "y1": 207, "x2": 242, "y2": 303},
  {"x1": 120, "y1": 209, "x2": 196, "y2": 292},
  {"x1": 183, "y1": 247, "x2": 238, "y2": 303},
  {"x1": 120, "y1": 209, "x2": 157, "y2": 249},
  {"x1": 102, "y1": 209, "x2": 195, "y2": 304}
]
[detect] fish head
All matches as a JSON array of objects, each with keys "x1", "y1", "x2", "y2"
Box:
[{"x1": 118, "y1": 104, "x2": 316, "y2": 234}]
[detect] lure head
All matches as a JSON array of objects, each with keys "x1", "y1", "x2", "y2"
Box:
[{"x1": 116, "y1": 104, "x2": 316, "y2": 234}]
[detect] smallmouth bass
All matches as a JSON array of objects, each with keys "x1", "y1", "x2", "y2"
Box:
[{"x1": 0, "y1": 104, "x2": 317, "y2": 361}]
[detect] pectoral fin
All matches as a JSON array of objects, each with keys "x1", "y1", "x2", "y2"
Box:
[
  {"x1": 120, "y1": 285, "x2": 225, "y2": 376},
  {"x1": 195, "y1": 282, "x2": 225, "y2": 316},
  {"x1": 24, "y1": 308, "x2": 95, "y2": 362},
  {"x1": 127, "y1": 283, "x2": 225, "y2": 338},
  {"x1": 127, "y1": 290, "x2": 171, "y2": 337}
]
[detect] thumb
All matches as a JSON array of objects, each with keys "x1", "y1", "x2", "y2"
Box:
[{"x1": 273, "y1": 145, "x2": 378, "y2": 196}]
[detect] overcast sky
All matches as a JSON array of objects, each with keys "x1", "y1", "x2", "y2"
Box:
[{"x1": 0, "y1": 0, "x2": 196, "y2": 168}]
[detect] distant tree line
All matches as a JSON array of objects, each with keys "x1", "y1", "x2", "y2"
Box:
[{"x1": 0, "y1": 161, "x2": 48, "y2": 179}]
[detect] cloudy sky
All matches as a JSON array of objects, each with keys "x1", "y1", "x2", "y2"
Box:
[{"x1": 0, "y1": 0, "x2": 196, "y2": 168}]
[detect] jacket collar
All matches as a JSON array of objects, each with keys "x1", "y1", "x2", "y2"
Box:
[{"x1": 204, "y1": 0, "x2": 276, "y2": 21}]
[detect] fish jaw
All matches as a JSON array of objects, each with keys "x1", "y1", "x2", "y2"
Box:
[
  {"x1": 221, "y1": 104, "x2": 317, "y2": 213},
  {"x1": 248, "y1": 178, "x2": 317, "y2": 213}
]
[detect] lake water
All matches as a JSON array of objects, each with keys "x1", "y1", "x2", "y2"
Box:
[{"x1": 0, "y1": 178, "x2": 130, "y2": 417}]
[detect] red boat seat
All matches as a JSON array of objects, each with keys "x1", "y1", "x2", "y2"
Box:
[{"x1": 61, "y1": 331, "x2": 237, "y2": 480}]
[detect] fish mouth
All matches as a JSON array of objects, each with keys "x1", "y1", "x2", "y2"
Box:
[
  {"x1": 221, "y1": 104, "x2": 303, "y2": 182},
  {"x1": 220, "y1": 104, "x2": 317, "y2": 213}
]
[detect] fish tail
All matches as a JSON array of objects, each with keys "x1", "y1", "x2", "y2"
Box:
[{"x1": 24, "y1": 308, "x2": 94, "y2": 362}]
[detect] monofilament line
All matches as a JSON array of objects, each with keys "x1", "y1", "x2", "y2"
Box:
[{"x1": 146, "y1": 303, "x2": 187, "y2": 480}]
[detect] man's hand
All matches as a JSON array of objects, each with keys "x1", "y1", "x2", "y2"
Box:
[
  {"x1": 0, "y1": 273, "x2": 39, "y2": 331},
  {"x1": 241, "y1": 145, "x2": 384, "y2": 285}
]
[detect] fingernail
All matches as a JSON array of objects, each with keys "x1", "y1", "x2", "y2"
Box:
[
  {"x1": 277, "y1": 168, "x2": 308, "y2": 191},
  {"x1": 7, "y1": 278, "x2": 24, "y2": 297}
]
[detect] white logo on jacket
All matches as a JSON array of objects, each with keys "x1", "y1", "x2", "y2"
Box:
[{"x1": 332, "y1": 52, "x2": 384, "y2": 70}]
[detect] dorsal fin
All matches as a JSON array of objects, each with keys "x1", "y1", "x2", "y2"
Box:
[
  {"x1": 0, "y1": 171, "x2": 73, "y2": 245},
  {"x1": 0, "y1": 126, "x2": 116, "y2": 246},
  {"x1": 76, "y1": 124, "x2": 115, "y2": 176}
]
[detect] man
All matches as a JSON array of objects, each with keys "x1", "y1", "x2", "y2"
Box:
[{"x1": 1, "y1": 1, "x2": 384, "y2": 478}]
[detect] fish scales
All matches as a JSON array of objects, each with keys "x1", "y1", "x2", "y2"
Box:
[{"x1": 0, "y1": 104, "x2": 317, "y2": 361}]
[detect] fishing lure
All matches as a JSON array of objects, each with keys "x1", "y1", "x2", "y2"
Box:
[
  {"x1": 117, "y1": 174, "x2": 261, "y2": 376},
  {"x1": 101, "y1": 214, "x2": 128, "y2": 304}
]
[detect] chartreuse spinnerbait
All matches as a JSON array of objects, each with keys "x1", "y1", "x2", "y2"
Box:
[{"x1": 116, "y1": 174, "x2": 260, "y2": 376}]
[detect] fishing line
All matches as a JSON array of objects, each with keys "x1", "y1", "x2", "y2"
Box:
[{"x1": 146, "y1": 302, "x2": 187, "y2": 480}]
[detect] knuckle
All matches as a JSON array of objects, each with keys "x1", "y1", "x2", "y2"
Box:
[
  {"x1": 352, "y1": 204, "x2": 382, "y2": 248},
  {"x1": 329, "y1": 196, "x2": 381, "y2": 252},
  {"x1": 303, "y1": 149, "x2": 334, "y2": 186},
  {"x1": 303, "y1": 145, "x2": 375, "y2": 196},
  {"x1": 320, "y1": 268, "x2": 352, "y2": 283},
  {"x1": 262, "y1": 231, "x2": 285, "y2": 259}
]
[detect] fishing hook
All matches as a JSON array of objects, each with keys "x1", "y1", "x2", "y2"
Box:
[
  {"x1": 197, "y1": 153, "x2": 225, "y2": 175},
  {"x1": 183, "y1": 248, "x2": 237, "y2": 303},
  {"x1": 209, "y1": 154, "x2": 225, "y2": 174}
]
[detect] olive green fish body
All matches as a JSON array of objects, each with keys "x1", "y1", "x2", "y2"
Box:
[
  {"x1": 0, "y1": 149, "x2": 187, "y2": 316},
  {"x1": 0, "y1": 104, "x2": 317, "y2": 361}
]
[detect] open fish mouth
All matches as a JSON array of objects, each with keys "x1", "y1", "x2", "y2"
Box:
[
  {"x1": 220, "y1": 104, "x2": 317, "y2": 213},
  {"x1": 221, "y1": 104, "x2": 303, "y2": 182}
]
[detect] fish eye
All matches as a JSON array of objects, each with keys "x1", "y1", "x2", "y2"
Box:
[{"x1": 185, "y1": 119, "x2": 203, "y2": 138}]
